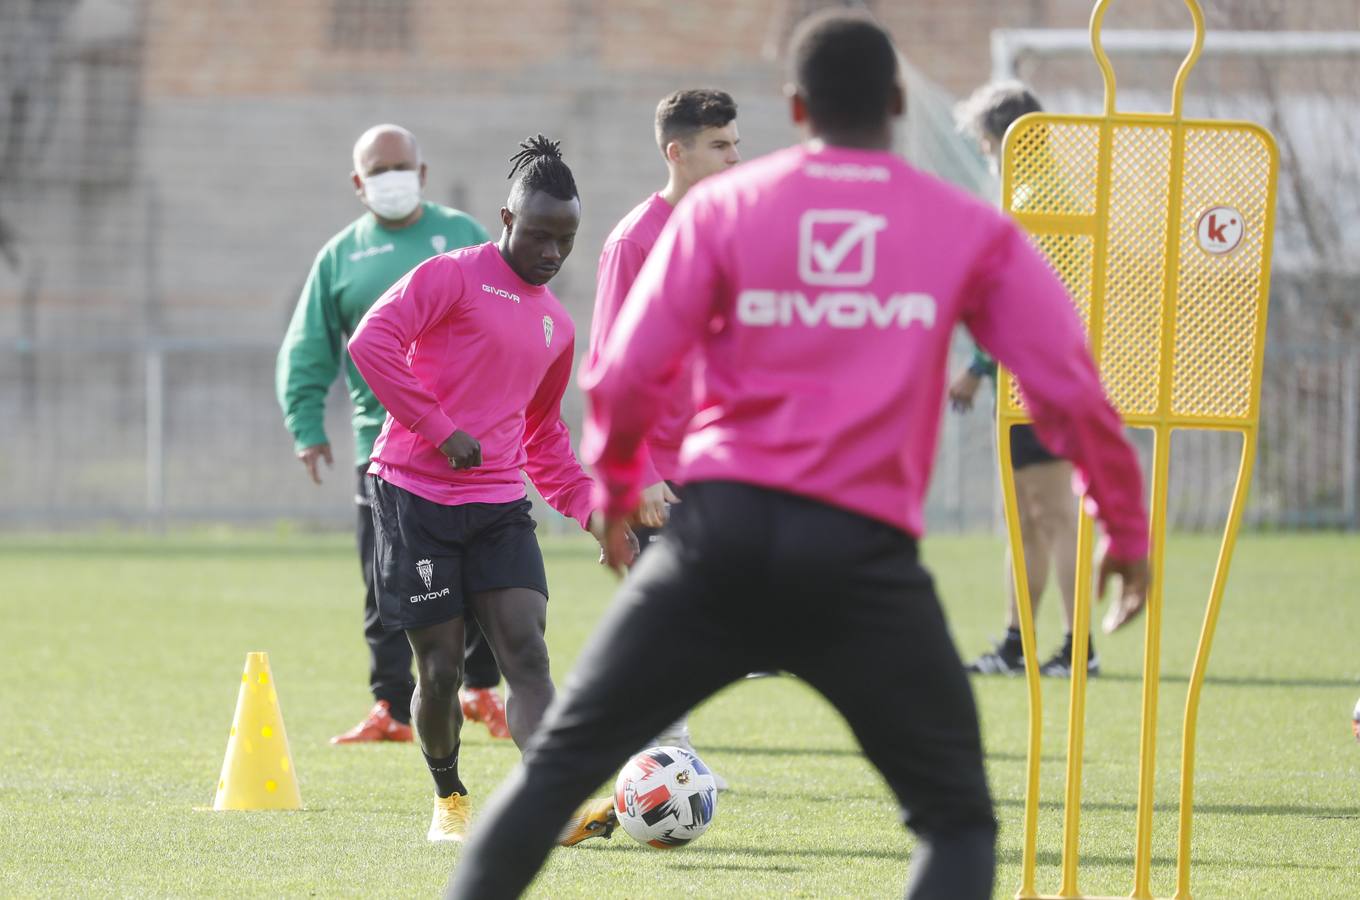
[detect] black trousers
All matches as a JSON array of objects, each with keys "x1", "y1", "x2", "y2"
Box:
[
  {"x1": 446, "y1": 481, "x2": 995, "y2": 900},
  {"x1": 356, "y1": 468, "x2": 500, "y2": 723}
]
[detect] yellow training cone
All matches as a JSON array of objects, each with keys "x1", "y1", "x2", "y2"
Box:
[{"x1": 212, "y1": 651, "x2": 302, "y2": 810}]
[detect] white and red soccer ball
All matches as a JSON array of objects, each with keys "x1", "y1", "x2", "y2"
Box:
[
  {"x1": 1353, "y1": 697, "x2": 1360, "y2": 742},
  {"x1": 614, "y1": 746, "x2": 718, "y2": 848}
]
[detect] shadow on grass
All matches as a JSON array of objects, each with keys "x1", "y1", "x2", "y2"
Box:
[
  {"x1": 700, "y1": 744, "x2": 1066, "y2": 766},
  {"x1": 590, "y1": 836, "x2": 1345, "y2": 874},
  {"x1": 584, "y1": 842, "x2": 903, "y2": 864},
  {"x1": 997, "y1": 846, "x2": 1348, "y2": 872},
  {"x1": 1094, "y1": 671, "x2": 1360, "y2": 689},
  {"x1": 659, "y1": 860, "x2": 804, "y2": 873},
  {"x1": 991, "y1": 795, "x2": 1360, "y2": 819},
  {"x1": 731, "y1": 787, "x2": 884, "y2": 803},
  {"x1": 1, "y1": 537, "x2": 601, "y2": 563},
  {"x1": 696, "y1": 744, "x2": 863, "y2": 759},
  {"x1": 982, "y1": 750, "x2": 1067, "y2": 764},
  {"x1": 0, "y1": 542, "x2": 352, "y2": 560}
]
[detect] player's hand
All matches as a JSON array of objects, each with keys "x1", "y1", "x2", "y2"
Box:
[
  {"x1": 439, "y1": 429, "x2": 482, "y2": 469},
  {"x1": 297, "y1": 443, "x2": 333, "y2": 485},
  {"x1": 634, "y1": 481, "x2": 680, "y2": 529},
  {"x1": 1097, "y1": 553, "x2": 1151, "y2": 633},
  {"x1": 949, "y1": 371, "x2": 983, "y2": 412},
  {"x1": 589, "y1": 511, "x2": 639, "y2": 575}
]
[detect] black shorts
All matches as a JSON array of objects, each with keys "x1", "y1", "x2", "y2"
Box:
[
  {"x1": 367, "y1": 476, "x2": 549, "y2": 632},
  {"x1": 1009, "y1": 423, "x2": 1060, "y2": 469}
]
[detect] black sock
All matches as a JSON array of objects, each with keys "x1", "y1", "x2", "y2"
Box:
[
  {"x1": 423, "y1": 751, "x2": 467, "y2": 798},
  {"x1": 1003, "y1": 627, "x2": 1023, "y2": 651},
  {"x1": 1061, "y1": 632, "x2": 1095, "y2": 654}
]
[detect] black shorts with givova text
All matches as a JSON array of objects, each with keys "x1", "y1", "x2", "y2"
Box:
[{"x1": 367, "y1": 475, "x2": 549, "y2": 632}]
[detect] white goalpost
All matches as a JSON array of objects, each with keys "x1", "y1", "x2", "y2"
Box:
[{"x1": 991, "y1": 28, "x2": 1360, "y2": 82}]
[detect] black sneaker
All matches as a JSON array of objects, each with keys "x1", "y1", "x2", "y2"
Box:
[
  {"x1": 966, "y1": 639, "x2": 1025, "y2": 675},
  {"x1": 1038, "y1": 641, "x2": 1100, "y2": 677}
]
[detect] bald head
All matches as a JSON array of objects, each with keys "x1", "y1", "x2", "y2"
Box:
[
  {"x1": 352, "y1": 123, "x2": 422, "y2": 176},
  {"x1": 350, "y1": 124, "x2": 428, "y2": 226}
]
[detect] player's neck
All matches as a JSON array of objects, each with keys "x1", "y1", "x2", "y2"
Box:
[
  {"x1": 659, "y1": 172, "x2": 691, "y2": 208},
  {"x1": 806, "y1": 126, "x2": 893, "y2": 152}
]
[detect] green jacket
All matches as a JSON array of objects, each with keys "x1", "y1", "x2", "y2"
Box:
[
  {"x1": 276, "y1": 202, "x2": 489, "y2": 464},
  {"x1": 968, "y1": 346, "x2": 998, "y2": 381}
]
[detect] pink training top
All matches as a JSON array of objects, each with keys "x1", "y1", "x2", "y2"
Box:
[
  {"x1": 588, "y1": 192, "x2": 693, "y2": 483},
  {"x1": 349, "y1": 242, "x2": 595, "y2": 529},
  {"x1": 580, "y1": 143, "x2": 1149, "y2": 560}
]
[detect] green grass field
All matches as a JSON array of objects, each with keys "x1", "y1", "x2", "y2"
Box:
[{"x1": 2, "y1": 530, "x2": 1356, "y2": 898}]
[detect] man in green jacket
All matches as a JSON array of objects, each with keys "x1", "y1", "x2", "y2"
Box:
[{"x1": 277, "y1": 124, "x2": 510, "y2": 743}]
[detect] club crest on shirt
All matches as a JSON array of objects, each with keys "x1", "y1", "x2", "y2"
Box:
[
  {"x1": 542, "y1": 316, "x2": 554, "y2": 348},
  {"x1": 431, "y1": 235, "x2": 448, "y2": 253}
]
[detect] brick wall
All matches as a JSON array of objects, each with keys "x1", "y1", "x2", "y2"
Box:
[
  {"x1": 4, "y1": 0, "x2": 1356, "y2": 391},
  {"x1": 5, "y1": 0, "x2": 1357, "y2": 332}
]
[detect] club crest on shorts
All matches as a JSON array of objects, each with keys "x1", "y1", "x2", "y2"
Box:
[
  {"x1": 542, "y1": 315, "x2": 554, "y2": 348},
  {"x1": 431, "y1": 235, "x2": 447, "y2": 253},
  {"x1": 416, "y1": 558, "x2": 434, "y2": 590}
]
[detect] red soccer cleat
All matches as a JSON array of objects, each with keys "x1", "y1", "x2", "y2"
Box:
[
  {"x1": 330, "y1": 700, "x2": 413, "y2": 744},
  {"x1": 460, "y1": 687, "x2": 512, "y2": 740}
]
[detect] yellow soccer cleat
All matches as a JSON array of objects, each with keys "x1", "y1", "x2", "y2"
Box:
[
  {"x1": 557, "y1": 796, "x2": 618, "y2": 847},
  {"x1": 428, "y1": 793, "x2": 471, "y2": 843}
]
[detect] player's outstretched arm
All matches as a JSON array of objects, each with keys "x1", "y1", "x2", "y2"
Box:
[
  {"x1": 522, "y1": 339, "x2": 597, "y2": 531},
  {"x1": 963, "y1": 218, "x2": 1149, "y2": 565}
]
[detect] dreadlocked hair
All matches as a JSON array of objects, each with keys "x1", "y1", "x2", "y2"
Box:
[{"x1": 506, "y1": 134, "x2": 579, "y2": 203}]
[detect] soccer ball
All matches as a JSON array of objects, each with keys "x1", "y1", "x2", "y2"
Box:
[
  {"x1": 614, "y1": 745, "x2": 718, "y2": 848},
  {"x1": 1353, "y1": 697, "x2": 1360, "y2": 742}
]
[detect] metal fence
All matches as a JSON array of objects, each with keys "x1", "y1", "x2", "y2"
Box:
[{"x1": 2, "y1": 330, "x2": 1354, "y2": 533}]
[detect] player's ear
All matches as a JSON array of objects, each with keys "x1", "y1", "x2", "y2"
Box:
[
  {"x1": 664, "y1": 139, "x2": 682, "y2": 166},
  {"x1": 351, "y1": 170, "x2": 363, "y2": 194},
  {"x1": 787, "y1": 84, "x2": 808, "y2": 126},
  {"x1": 418, "y1": 162, "x2": 428, "y2": 187},
  {"x1": 889, "y1": 82, "x2": 905, "y2": 119},
  {"x1": 500, "y1": 207, "x2": 514, "y2": 232}
]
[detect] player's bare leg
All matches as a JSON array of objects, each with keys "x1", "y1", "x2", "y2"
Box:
[
  {"x1": 464, "y1": 586, "x2": 614, "y2": 845},
  {"x1": 1008, "y1": 465, "x2": 1052, "y2": 630},
  {"x1": 1026, "y1": 461, "x2": 1097, "y2": 676},
  {"x1": 970, "y1": 468, "x2": 1050, "y2": 675},
  {"x1": 466, "y1": 587, "x2": 553, "y2": 748},
  {"x1": 406, "y1": 618, "x2": 472, "y2": 841}
]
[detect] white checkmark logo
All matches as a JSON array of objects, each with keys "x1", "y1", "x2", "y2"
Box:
[{"x1": 799, "y1": 210, "x2": 889, "y2": 286}]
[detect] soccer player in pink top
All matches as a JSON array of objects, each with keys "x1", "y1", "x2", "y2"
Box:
[
  {"x1": 348, "y1": 135, "x2": 627, "y2": 844},
  {"x1": 588, "y1": 88, "x2": 741, "y2": 787},
  {"x1": 447, "y1": 12, "x2": 1149, "y2": 899}
]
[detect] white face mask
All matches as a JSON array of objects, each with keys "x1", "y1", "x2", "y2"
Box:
[{"x1": 362, "y1": 169, "x2": 422, "y2": 221}]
